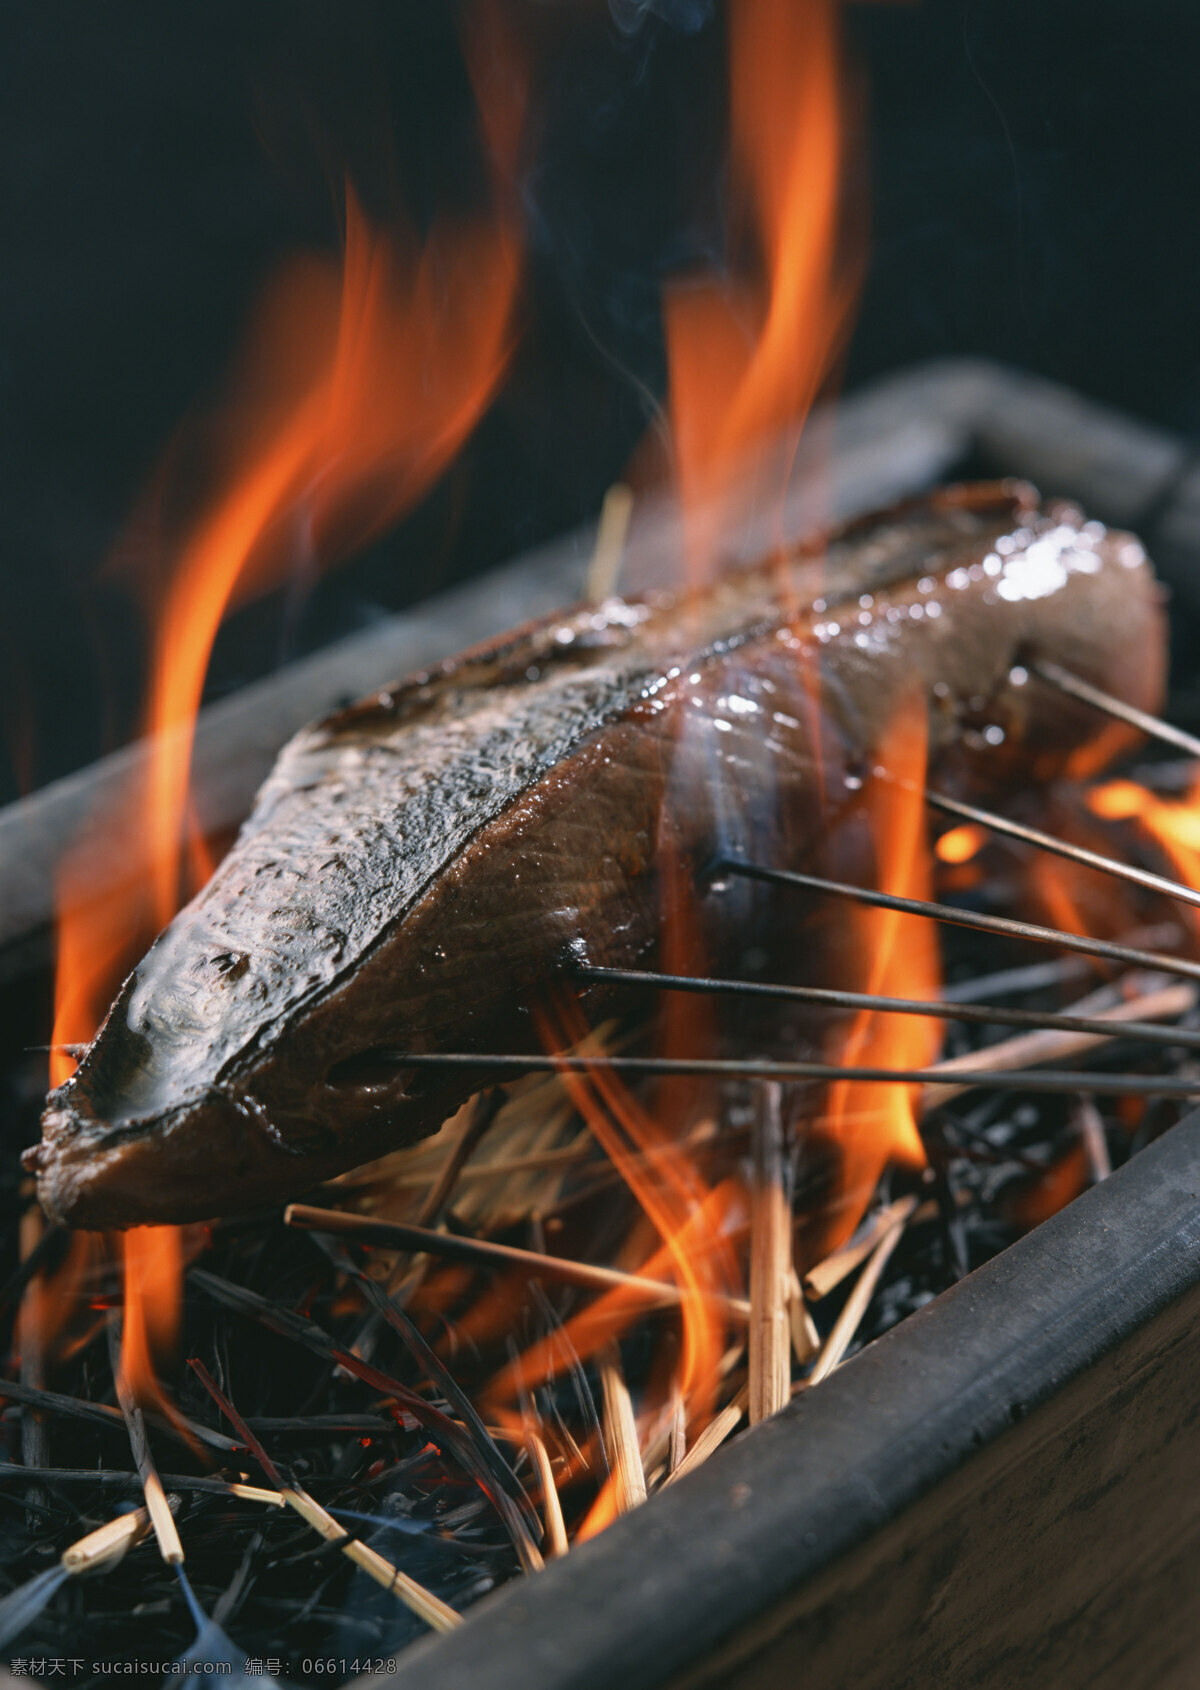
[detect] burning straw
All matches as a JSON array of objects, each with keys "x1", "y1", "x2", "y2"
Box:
[
  {"x1": 749, "y1": 1084, "x2": 791, "y2": 1424},
  {"x1": 285, "y1": 1204, "x2": 751, "y2": 1322}
]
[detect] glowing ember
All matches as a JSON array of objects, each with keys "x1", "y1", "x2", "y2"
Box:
[{"x1": 936, "y1": 822, "x2": 986, "y2": 865}]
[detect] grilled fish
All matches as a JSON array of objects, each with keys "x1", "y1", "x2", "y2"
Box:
[{"x1": 31, "y1": 483, "x2": 1165, "y2": 1227}]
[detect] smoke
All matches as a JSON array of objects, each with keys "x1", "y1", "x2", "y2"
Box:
[{"x1": 608, "y1": 0, "x2": 715, "y2": 36}]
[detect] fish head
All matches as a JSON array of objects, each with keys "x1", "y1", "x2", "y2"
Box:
[{"x1": 28, "y1": 782, "x2": 499, "y2": 1229}]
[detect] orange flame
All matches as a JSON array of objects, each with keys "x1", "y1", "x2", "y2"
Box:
[
  {"x1": 1088, "y1": 777, "x2": 1200, "y2": 910},
  {"x1": 117, "y1": 1227, "x2": 183, "y2": 1417},
  {"x1": 515, "y1": 996, "x2": 741, "y2": 1431},
  {"x1": 508, "y1": 0, "x2": 862, "y2": 1482},
  {"x1": 16, "y1": 1228, "x2": 106, "y2": 1373},
  {"x1": 1027, "y1": 798, "x2": 1143, "y2": 948},
  {"x1": 53, "y1": 3, "x2": 525, "y2": 1076},
  {"x1": 142, "y1": 195, "x2": 520, "y2": 927},
  {"x1": 574, "y1": 1475, "x2": 621, "y2": 1545},
  {"x1": 1029, "y1": 853, "x2": 1093, "y2": 943},
  {"x1": 815, "y1": 694, "x2": 940, "y2": 1256},
  {"x1": 49, "y1": 886, "x2": 139, "y2": 1095},
  {"x1": 47, "y1": 19, "x2": 526, "y2": 1415},
  {"x1": 481, "y1": 1176, "x2": 745, "y2": 1419},
  {"x1": 663, "y1": 0, "x2": 858, "y2": 576}
]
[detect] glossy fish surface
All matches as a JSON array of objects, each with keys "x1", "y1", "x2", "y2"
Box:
[{"x1": 31, "y1": 484, "x2": 1166, "y2": 1226}]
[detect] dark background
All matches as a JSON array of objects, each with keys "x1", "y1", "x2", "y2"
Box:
[{"x1": 3, "y1": 0, "x2": 1199, "y2": 807}]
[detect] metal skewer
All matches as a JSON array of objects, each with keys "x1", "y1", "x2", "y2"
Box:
[
  {"x1": 1031, "y1": 658, "x2": 1200, "y2": 761},
  {"x1": 925, "y1": 787, "x2": 1200, "y2": 911},
  {"x1": 576, "y1": 963, "x2": 1200, "y2": 1053},
  {"x1": 716, "y1": 858, "x2": 1200, "y2": 984},
  {"x1": 389, "y1": 1051, "x2": 1200, "y2": 1099}
]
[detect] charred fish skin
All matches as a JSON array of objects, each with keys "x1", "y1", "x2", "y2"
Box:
[{"x1": 32, "y1": 484, "x2": 1165, "y2": 1228}]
